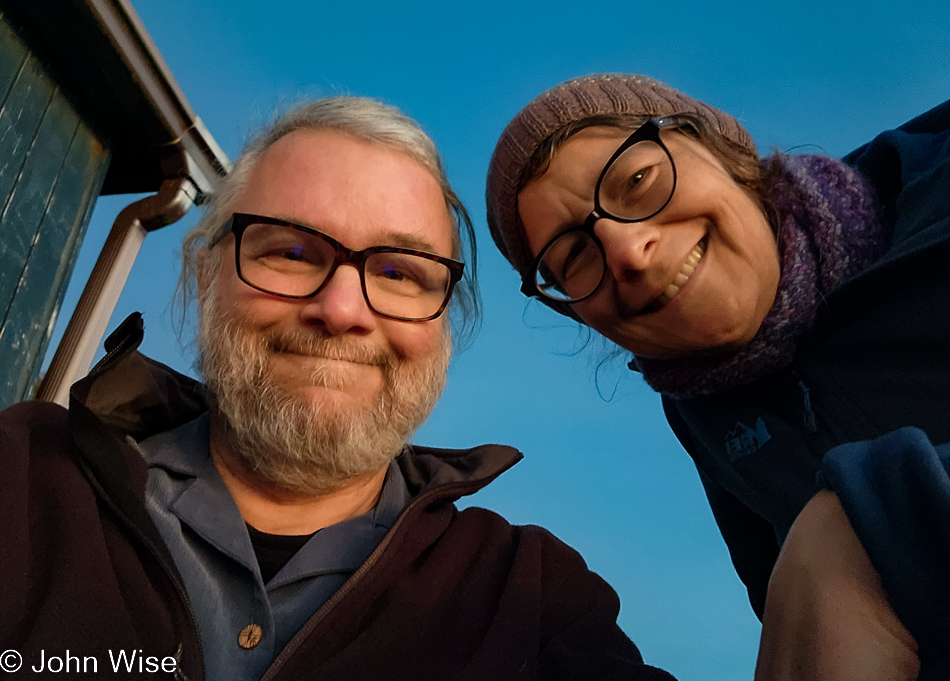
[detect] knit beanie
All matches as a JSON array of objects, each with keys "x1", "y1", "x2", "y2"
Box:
[{"x1": 486, "y1": 73, "x2": 758, "y2": 279}]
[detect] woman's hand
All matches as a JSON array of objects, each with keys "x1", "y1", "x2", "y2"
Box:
[{"x1": 754, "y1": 490, "x2": 920, "y2": 681}]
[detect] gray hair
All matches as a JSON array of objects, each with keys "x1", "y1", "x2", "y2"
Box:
[{"x1": 178, "y1": 96, "x2": 480, "y2": 348}]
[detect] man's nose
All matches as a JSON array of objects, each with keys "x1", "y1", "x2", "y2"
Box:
[
  {"x1": 299, "y1": 264, "x2": 377, "y2": 335},
  {"x1": 594, "y1": 218, "x2": 661, "y2": 280}
]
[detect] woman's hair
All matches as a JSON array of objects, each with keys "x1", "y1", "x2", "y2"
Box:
[
  {"x1": 521, "y1": 112, "x2": 781, "y2": 229},
  {"x1": 177, "y1": 96, "x2": 481, "y2": 349}
]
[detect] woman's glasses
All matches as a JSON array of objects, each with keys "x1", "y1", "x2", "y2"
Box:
[{"x1": 522, "y1": 118, "x2": 678, "y2": 303}]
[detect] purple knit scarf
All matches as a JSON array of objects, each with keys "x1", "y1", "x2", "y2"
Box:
[{"x1": 635, "y1": 155, "x2": 888, "y2": 398}]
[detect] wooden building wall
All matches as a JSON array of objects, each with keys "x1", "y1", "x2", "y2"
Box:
[{"x1": 0, "y1": 10, "x2": 111, "y2": 409}]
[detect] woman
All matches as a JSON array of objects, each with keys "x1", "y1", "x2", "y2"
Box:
[{"x1": 486, "y1": 74, "x2": 950, "y2": 679}]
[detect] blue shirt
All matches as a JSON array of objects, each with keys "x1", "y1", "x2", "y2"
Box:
[{"x1": 139, "y1": 414, "x2": 410, "y2": 681}]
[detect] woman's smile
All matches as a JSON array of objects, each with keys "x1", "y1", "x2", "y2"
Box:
[{"x1": 648, "y1": 237, "x2": 707, "y2": 312}]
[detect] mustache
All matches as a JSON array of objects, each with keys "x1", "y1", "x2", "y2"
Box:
[{"x1": 263, "y1": 328, "x2": 393, "y2": 368}]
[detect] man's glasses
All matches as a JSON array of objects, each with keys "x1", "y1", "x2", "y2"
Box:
[
  {"x1": 219, "y1": 213, "x2": 464, "y2": 322},
  {"x1": 522, "y1": 118, "x2": 679, "y2": 303}
]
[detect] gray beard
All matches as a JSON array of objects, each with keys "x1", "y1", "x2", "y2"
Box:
[{"x1": 197, "y1": 289, "x2": 451, "y2": 496}]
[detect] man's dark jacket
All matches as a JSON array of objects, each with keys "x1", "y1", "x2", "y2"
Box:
[
  {"x1": 662, "y1": 101, "x2": 950, "y2": 678},
  {"x1": 0, "y1": 315, "x2": 675, "y2": 681}
]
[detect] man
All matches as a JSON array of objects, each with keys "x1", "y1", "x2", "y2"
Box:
[{"x1": 0, "y1": 97, "x2": 676, "y2": 681}]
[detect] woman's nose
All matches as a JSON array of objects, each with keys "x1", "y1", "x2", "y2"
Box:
[{"x1": 594, "y1": 218, "x2": 661, "y2": 279}]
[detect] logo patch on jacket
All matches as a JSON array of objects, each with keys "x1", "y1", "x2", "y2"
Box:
[{"x1": 724, "y1": 418, "x2": 772, "y2": 461}]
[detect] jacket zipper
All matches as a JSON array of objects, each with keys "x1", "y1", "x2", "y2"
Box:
[
  {"x1": 74, "y1": 321, "x2": 205, "y2": 677},
  {"x1": 258, "y1": 478, "x2": 494, "y2": 681},
  {"x1": 76, "y1": 456, "x2": 206, "y2": 681},
  {"x1": 797, "y1": 379, "x2": 818, "y2": 434}
]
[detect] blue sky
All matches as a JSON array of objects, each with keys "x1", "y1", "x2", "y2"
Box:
[{"x1": 48, "y1": 1, "x2": 950, "y2": 678}]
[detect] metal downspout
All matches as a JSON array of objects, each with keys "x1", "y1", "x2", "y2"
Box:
[{"x1": 36, "y1": 151, "x2": 198, "y2": 406}]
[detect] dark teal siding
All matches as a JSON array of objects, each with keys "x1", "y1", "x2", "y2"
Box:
[{"x1": 0, "y1": 11, "x2": 111, "y2": 408}]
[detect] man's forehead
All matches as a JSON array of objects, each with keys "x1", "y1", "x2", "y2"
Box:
[
  {"x1": 252, "y1": 129, "x2": 426, "y2": 190},
  {"x1": 231, "y1": 129, "x2": 455, "y2": 254}
]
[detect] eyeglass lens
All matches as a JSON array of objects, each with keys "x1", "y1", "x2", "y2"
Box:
[
  {"x1": 238, "y1": 221, "x2": 454, "y2": 320},
  {"x1": 598, "y1": 140, "x2": 675, "y2": 220},
  {"x1": 534, "y1": 139, "x2": 675, "y2": 302}
]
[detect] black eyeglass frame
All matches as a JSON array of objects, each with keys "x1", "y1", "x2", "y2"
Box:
[
  {"x1": 521, "y1": 117, "x2": 679, "y2": 303},
  {"x1": 218, "y1": 212, "x2": 465, "y2": 322}
]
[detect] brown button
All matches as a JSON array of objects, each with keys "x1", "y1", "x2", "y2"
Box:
[{"x1": 238, "y1": 624, "x2": 263, "y2": 649}]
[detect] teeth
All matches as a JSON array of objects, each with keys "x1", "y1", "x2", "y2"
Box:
[{"x1": 651, "y1": 240, "x2": 706, "y2": 310}]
